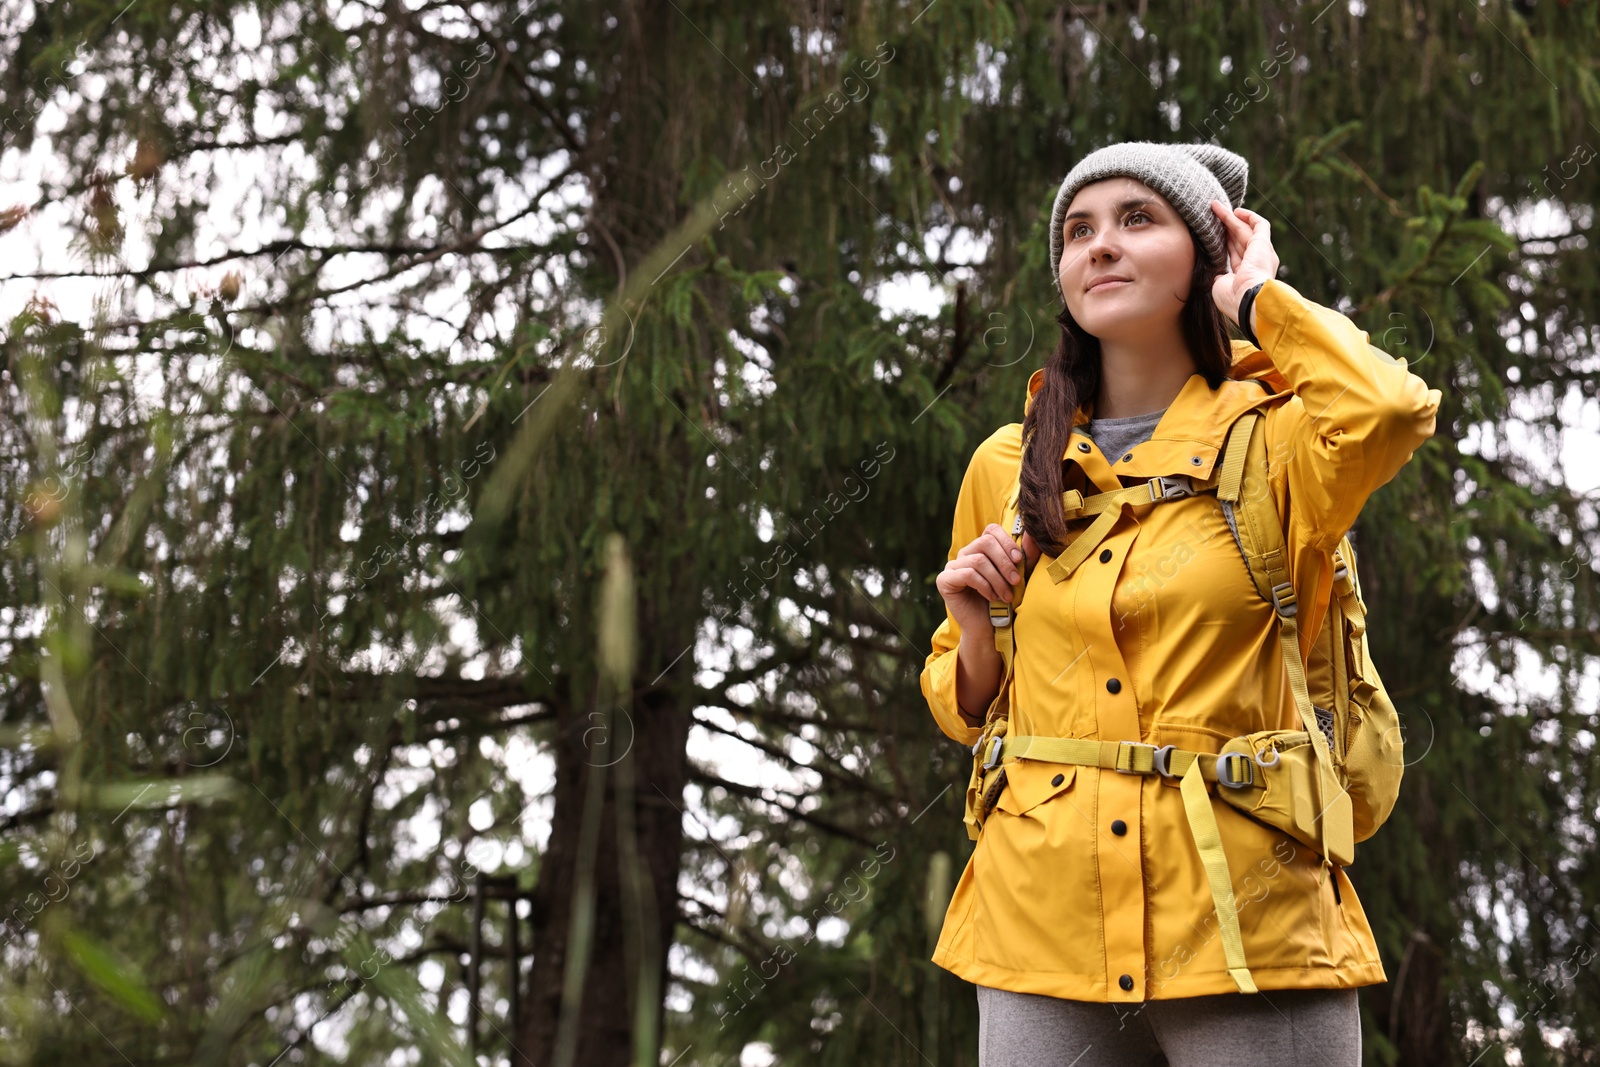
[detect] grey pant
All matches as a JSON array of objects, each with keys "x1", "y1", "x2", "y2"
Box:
[{"x1": 976, "y1": 984, "x2": 1361, "y2": 1066}]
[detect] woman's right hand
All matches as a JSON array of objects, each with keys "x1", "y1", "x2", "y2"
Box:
[{"x1": 936, "y1": 522, "x2": 1042, "y2": 635}]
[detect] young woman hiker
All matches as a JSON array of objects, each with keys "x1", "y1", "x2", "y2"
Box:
[{"x1": 920, "y1": 141, "x2": 1442, "y2": 1065}]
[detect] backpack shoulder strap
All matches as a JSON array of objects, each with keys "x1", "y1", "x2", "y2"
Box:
[
  {"x1": 1330, "y1": 534, "x2": 1368, "y2": 676},
  {"x1": 985, "y1": 459, "x2": 1027, "y2": 717},
  {"x1": 1215, "y1": 410, "x2": 1355, "y2": 868}
]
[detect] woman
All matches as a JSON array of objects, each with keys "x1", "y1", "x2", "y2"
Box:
[{"x1": 920, "y1": 141, "x2": 1441, "y2": 1064}]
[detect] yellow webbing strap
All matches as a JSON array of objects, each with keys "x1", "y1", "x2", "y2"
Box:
[
  {"x1": 998, "y1": 736, "x2": 1256, "y2": 788},
  {"x1": 1180, "y1": 758, "x2": 1259, "y2": 993},
  {"x1": 990, "y1": 484, "x2": 1026, "y2": 651},
  {"x1": 982, "y1": 467, "x2": 1027, "y2": 738},
  {"x1": 1332, "y1": 536, "x2": 1369, "y2": 648},
  {"x1": 1329, "y1": 573, "x2": 1350, "y2": 745},
  {"x1": 1046, "y1": 503, "x2": 1124, "y2": 582},
  {"x1": 1215, "y1": 416, "x2": 1253, "y2": 502},
  {"x1": 998, "y1": 734, "x2": 1106, "y2": 767}
]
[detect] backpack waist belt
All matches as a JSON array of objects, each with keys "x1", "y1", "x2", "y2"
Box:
[
  {"x1": 978, "y1": 732, "x2": 1264, "y2": 995},
  {"x1": 979, "y1": 734, "x2": 1261, "y2": 787}
]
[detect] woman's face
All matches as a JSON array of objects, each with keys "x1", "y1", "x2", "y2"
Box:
[{"x1": 1058, "y1": 177, "x2": 1197, "y2": 341}]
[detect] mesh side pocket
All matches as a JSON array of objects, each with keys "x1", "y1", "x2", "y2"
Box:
[{"x1": 1312, "y1": 704, "x2": 1336, "y2": 752}]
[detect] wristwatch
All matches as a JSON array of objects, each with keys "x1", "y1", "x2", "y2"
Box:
[{"x1": 1237, "y1": 281, "x2": 1266, "y2": 348}]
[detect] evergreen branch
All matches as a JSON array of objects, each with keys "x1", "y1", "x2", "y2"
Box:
[
  {"x1": 677, "y1": 915, "x2": 765, "y2": 967},
  {"x1": 339, "y1": 889, "x2": 519, "y2": 914},
  {"x1": 691, "y1": 711, "x2": 895, "y2": 808},
  {"x1": 698, "y1": 699, "x2": 876, "y2": 737},
  {"x1": 0, "y1": 239, "x2": 443, "y2": 282},
  {"x1": 688, "y1": 766, "x2": 877, "y2": 849}
]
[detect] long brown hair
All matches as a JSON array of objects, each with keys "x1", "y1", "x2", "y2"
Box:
[{"x1": 1020, "y1": 229, "x2": 1236, "y2": 557}]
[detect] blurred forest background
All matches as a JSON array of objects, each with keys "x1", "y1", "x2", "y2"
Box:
[{"x1": 1, "y1": 0, "x2": 1597, "y2": 1064}]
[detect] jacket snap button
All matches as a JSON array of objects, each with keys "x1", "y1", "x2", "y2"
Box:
[
  {"x1": 1106, "y1": 678, "x2": 1122, "y2": 694},
  {"x1": 1052, "y1": 773, "x2": 1065, "y2": 787},
  {"x1": 1119, "y1": 974, "x2": 1134, "y2": 991},
  {"x1": 1121, "y1": 453, "x2": 1133, "y2": 462},
  {"x1": 1191, "y1": 456, "x2": 1202, "y2": 466},
  {"x1": 1111, "y1": 819, "x2": 1127, "y2": 836},
  {"x1": 1078, "y1": 441, "x2": 1091, "y2": 453},
  {"x1": 1099, "y1": 548, "x2": 1112, "y2": 563}
]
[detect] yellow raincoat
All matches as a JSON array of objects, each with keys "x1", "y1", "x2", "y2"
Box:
[{"x1": 923, "y1": 278, "x2": 1441, "y2": 1002}]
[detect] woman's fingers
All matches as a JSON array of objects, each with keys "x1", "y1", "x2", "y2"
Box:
[
  {"x1": 982, "y1": 522, "x2": 1024, "y2": 564},
  {"x1": 1212, "y1": 200, "x2": 1246, "y2": 238},
  {"x1": 939, "y1": 522, "x2": 1036, "y2": 609},
  {"x1": 1212, "y1": 203, "x2": 1247, "y2": 270},
  {"x1": 948, "y1": 525, "x2": 1023, "y2": 601},
  {"x1": 953, "y1": 560, "x2": 1008, "y2": 602},
  {"x1": 981, "y1": 524, "x2": 1026, "y2": 583},
  {"x1": 1212, "y1": 200, "x2": 1259, "y2": 258},
  {"x1": 962, "y1": 546, "x2": 1016, "y2": 600},
  {"x1": 941, "y1": 553, "x2": 1006, "y2": 602}
]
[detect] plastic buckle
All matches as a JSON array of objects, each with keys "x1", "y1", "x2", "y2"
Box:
[
  {"x1": 1147, "y1": 475, "x2": 1195, "y2": 502},
  {"x1": 981, "y1": 735, "x2": 1005, "y2": 771},
  {"x1": 1151, "y1": 744, "x2": 1177, "y2": 778},
  {"x1": 990, "y1": 602, "x2": 1013, "y2": 628},
  {"x1": 1217, "y1": 752, "x2": 1256, "y2": 788},
  {"x1": 1270, "y1": 581, "x2": 1298, "y2": 618},
  {"x1": 1115, "y1": 742, "x2": 1159, "y2": 774}
]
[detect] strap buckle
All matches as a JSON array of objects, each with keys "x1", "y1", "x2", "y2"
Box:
[
  {"x1": 1331, "y1": 549, "x2": 1349, "y2": 582},
  {"x1": 979, "y1": 735, "x2": 1005, "y2": 771},
  {"x1": 1114, "y1": 741, "x2": 1159, "y2": 774},
  {"x1": 1216, "y1": 751, "x2": 1257, "y2": 789},
  {"x1": 1147, "y1": 475, "x2": 1195, "y2": 502},
  {"x1": 1270, "y1": 580, "x2": 1298, "y2": 618},
  {"x1": 1151, "y1": 744, "x2": 1177, "y2": 778}
]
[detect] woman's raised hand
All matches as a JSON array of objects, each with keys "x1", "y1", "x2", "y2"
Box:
[
  {"x1": 936, "y1": 523, "x2": 1042, "y2": 635},
  {"x1": 1208, "y1": 201, "x2": 1280, "y2": 330}
]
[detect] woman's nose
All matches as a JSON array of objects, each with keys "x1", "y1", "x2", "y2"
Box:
[
  {"x1": 1061, "y1": 237, "x2": 1114, "y2": 283},
  {"x1": 1084, "y1": 226, "x2": 1120, "y2": 262}
]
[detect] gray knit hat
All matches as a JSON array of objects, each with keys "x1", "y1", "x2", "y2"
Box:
[{"x1": 1048, "y1": 140, "x2": 1250, "y2": 303}]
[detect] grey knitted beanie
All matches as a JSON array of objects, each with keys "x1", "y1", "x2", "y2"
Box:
[{"x1": 1047, "y1": 141, "x2": 1250, "y2": 304}]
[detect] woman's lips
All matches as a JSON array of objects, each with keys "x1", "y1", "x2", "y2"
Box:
[{"x1": 1087, "y1": 278, "x2": 1131, "y2": 293}]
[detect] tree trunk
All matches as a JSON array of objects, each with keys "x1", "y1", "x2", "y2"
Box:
[{"x1": 517, "y1": 670, "x2": 691, "y2": 1066}]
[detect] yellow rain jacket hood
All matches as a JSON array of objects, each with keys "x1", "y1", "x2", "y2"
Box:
[{"x1": 922, "y1": 279, "x2": 1442, "y2": 1002}]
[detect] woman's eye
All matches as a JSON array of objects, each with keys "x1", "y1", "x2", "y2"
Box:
[{"x1": 1070, "y1": 211, "x2": 1150, "y2": 240}]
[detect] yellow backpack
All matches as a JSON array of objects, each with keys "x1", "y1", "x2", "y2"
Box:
[{"x1": 961, "y1": 406, "x2": 1405, "y2": 994}]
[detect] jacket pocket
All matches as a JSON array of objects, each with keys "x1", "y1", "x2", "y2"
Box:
[
  {"x1": 973, "y1": 759, "x2": 1098, "y2": 974},
  {"x1": 994, "y1": 759, "x2": 1077, "y2": 817}
]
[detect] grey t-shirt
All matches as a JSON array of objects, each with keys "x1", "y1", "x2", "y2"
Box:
[{"x1": 1081, "y1": 405, "x2": 1168, "y2": 466}]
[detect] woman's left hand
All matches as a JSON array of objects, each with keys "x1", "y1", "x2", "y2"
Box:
[{"x1": 1209, "y1": 201, "x2": 1280, "y2": 331}]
